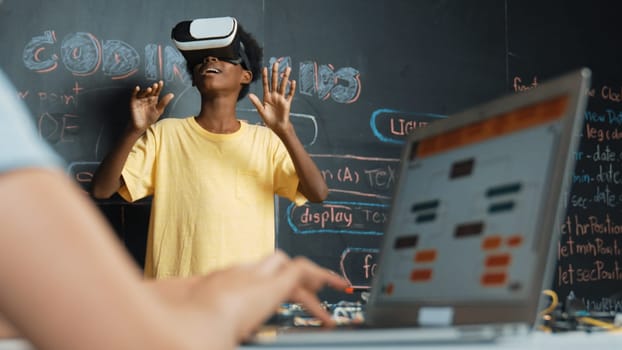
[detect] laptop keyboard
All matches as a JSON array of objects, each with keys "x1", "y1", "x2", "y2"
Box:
[{"x1": 266, "y1": 301, "x2": 366, "y2": 328}]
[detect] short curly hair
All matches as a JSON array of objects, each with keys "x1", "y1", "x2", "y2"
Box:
[
  {"x1": 235, "y1": 23, "x2": 263, "y2": 100},
  {"x1": 186, "y1": 22, "x2": 263, "y2": 101}
]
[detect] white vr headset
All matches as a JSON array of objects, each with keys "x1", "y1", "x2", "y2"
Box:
[{"x1": 171, "y1": 16, "x2": 250, "y2": 70}]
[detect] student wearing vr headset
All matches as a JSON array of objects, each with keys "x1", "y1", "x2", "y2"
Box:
[{"x1": 91, "y1": 18, "x2": 328, "y2": 279}]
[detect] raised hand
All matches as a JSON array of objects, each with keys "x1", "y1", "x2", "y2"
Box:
[
  {"x1": 129, "y1": 80, "x2": 174, "y2": 133},
  {"x1": 248, "y1": 61, "x2": 296, "y2": 136}
]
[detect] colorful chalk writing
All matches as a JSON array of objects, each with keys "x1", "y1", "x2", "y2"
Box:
[
  {"x1": 287, "y1": 201, "x2": 389, "y2": 235},
  {"x1": 23, "y1": 31, "x2": 183, "y2": 81},
  {"x1": 370, "y1": 108, "x2": 446, "y2": 145},
  {"x1": 513, "y1": 73, "x2": 622, "y2": 311},
  {"x1": 339, "y1": 247, "x2": 379, "y2": 288},
  {"x1": 268, "y1": 56, "x2": 362, "y2": 104}
]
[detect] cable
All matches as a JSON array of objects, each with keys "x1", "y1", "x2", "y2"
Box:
[
  {"x1": 539, "y1": 289, "x2": 559, "y2": 318},
  {"x1": 577, "y1": 316, "x2": 622, "y2": 332}
]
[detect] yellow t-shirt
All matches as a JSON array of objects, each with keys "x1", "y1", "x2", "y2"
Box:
[{"x1": 118, "y1": 117, "x2": 307, "y2": 278}]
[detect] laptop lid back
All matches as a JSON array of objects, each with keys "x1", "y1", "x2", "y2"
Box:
[{"x1": 366, "y1": 68, "x2": 591, "y2": 328}]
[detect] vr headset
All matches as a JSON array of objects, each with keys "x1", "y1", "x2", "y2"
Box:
[{"x1": 171, "y1": 16, "x2": 251, "y2": 70}]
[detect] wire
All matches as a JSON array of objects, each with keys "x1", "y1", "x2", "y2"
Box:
[
  {"x1": 577, "y1": 317, "x2": 622, "y2": 332},
  {"x1": 537, "y1": 289, "x2": 622, "y2": 333},
  {"x1": 539, "y1": 289, "x2": 559, "y2": 318}
]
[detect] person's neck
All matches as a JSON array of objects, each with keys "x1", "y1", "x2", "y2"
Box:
[{"x1": 195, "y1": 98, "x2": 241, "y2": 134}]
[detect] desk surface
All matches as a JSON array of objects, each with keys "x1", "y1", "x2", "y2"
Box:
[
  {"x1": 0, "y1": 331, "x2": 620, "y2": 349},
  {"x1": 242, "y1": 331, "x2": 620, "y2": 349}
]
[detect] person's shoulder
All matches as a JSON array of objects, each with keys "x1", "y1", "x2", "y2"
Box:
[
  {"x1": 0, "y1": 73, "x2": 65, "y2": 172},
  {"x1": 156, "y1": 116, "x2": 190, "y2": 126},
  {"x1": 244, "y1": 122, "x2": 274, "y2": 137},
  {"x1": 242, "y1": 122, "x2": 286, "y2": 154},
  {"x1": 151, "y1": 116, "x2": 193, "y2": 131}
]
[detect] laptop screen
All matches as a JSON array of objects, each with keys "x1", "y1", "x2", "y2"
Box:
[{"x1": 367, "y1": 68, "x2": 590, "y2": 327}]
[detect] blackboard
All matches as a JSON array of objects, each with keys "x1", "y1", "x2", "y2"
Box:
[
  {"x1": 506, "y1": 0, "x2": 622, "y2": 312},
  {"x1": 1, "y1": 0, "x2": 620, "y2": 308}
]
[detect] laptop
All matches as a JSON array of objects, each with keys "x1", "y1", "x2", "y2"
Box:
[{"x1": 249, "y1": 68, "x2": 592, "y2": 346}]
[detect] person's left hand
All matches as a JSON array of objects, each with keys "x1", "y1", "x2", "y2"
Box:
[{"x1": 248, "y1": 61, "x2": 296, "y2": 136}]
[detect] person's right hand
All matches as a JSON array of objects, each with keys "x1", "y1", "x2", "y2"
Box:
[
  {"x1": 129, "y1": 80, "x2": 174, "y2": 133},
  {"x1": 186, "y1": 250, "x2": 350, "y2": 345}
]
